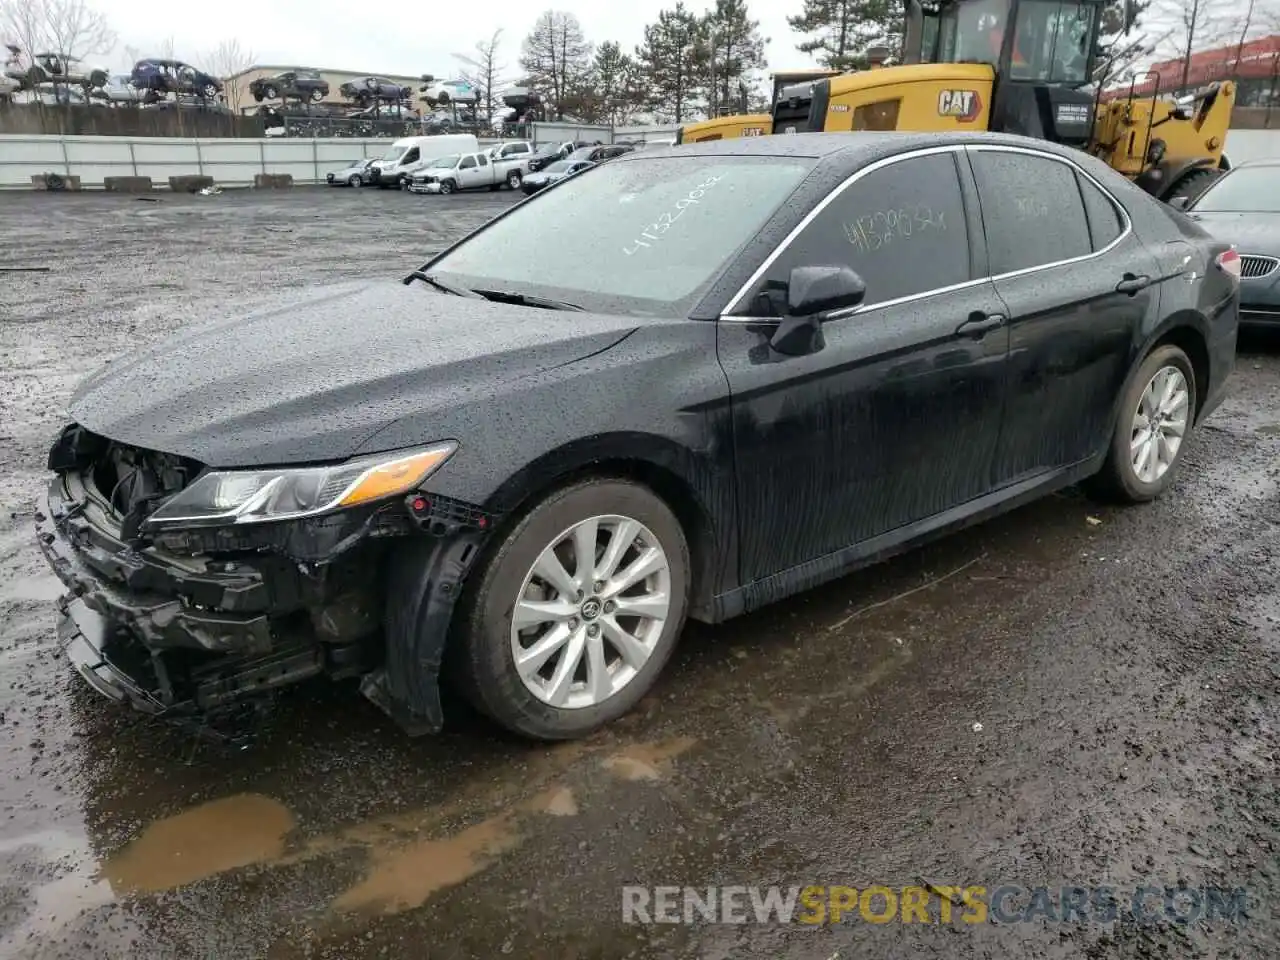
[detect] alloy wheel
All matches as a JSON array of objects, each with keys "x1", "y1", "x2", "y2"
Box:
[
  {"x1": 509, "y1": 514, "x2": 671, "y2": 709},
  {"x1": 1130, "y1": 365, "x2": 1189, "y2": 484}
]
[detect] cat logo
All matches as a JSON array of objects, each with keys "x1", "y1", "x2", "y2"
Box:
[
  {"x1": 741, "y1": 127, "x2": 765, "y2": 136},
  {"x1": 937, "y1": 89, "x2": 982, "y2": 122}
]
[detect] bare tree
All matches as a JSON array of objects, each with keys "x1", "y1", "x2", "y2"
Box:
[
  {"x1": 520, "y1": 10, "x2": 592, "y2": 118},
  {"x1": 201, "y1": 37, "x2": 255, "y2": 114},
  {"x1": 42, "y1": 0, "x2": 113, "y2": 61},
  {"x1": 455, "y1": 29, "x2": 505, "y2": 129}
]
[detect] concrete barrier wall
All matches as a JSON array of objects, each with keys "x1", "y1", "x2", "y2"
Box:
[
  {"x1": 0, "y1": 135, "x2": 496, "y2": 188},
  {"x1": 2, "y1": 128, "x2": 1276, "y2": 190}
]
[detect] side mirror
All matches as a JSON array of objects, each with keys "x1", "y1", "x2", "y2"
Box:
[
  {"x1": 770, "y1": 266, "x2": 867, "y2": 357},
  {"x1": 787, "y1": 265, "x2": 867, "y2": 316},
  {"x1": 1168, "y1": 196, "x2": 1190, "y2": 210}
]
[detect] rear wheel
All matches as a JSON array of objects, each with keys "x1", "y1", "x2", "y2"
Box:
[
  {"x1": 263, "y1": 84, "x2": 279, "y2": 100},
  {"x1": 310, "y1": 87, "x2": 324, "y2": 103},
  {"x1": 450, "y1": 479, "x2": 690, "y2": 740},
  {"x1": 506, "y1": 169, "x2": 522, "y2": 189},
  {"x1": 1090, "y1": 344, "x2": 1197, "y2": 503}
]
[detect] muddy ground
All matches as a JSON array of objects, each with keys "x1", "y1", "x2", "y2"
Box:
[{"x1": 0, "y1": 187, "x2": 1277, "y2": 960}]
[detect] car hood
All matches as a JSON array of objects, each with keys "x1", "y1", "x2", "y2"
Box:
[
  {"x1": 69, "y1": 280, "x2": 639, "y2": 468},
  {"x1": 1186, "y1": 211, "x2": 1280, "y2": 254}
]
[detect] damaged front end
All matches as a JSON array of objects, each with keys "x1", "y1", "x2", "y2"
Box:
[{"x1": 35, "y1": 424, "x2": 491, "y2": 743}]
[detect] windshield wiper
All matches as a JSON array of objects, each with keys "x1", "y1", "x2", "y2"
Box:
[
  {"x1": 405, "y1": 270, "x2": 483, "y2": 298},
  {"x1": 472, "y1": 289, "x2": 585, "y2": 312}
]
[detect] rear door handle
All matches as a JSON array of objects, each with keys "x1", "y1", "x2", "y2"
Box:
[
  {"x1": 956, "y1": 311, "x2": 1006, "y2": 338},
  {"x1": 1116, "y1": 273, "x2": 1152, "y2": 295}
]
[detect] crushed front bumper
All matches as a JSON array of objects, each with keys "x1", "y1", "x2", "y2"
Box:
[{"x1": 35, "y1": 466, "x2": 492, "y2": 739}]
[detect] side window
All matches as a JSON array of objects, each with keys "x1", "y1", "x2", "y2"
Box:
[
  {"x1": 460, "y1": 156, "x2": 476, "y2": 169},
  {"x1": 969, "y1": 150, "x2": 1092, "y2": 273},
  {"x1": 1076, "y1": 172, "x2": 1125, "y2": 251},
  {"x1": 751, "y1": 152, "x2": 972, "y2": 312},
  {"x1": 477, "y1": 154, "x2": 488, "y2": 166},
  {"x1": 402, "y1": 148, "x2": 419, "y2": 164}
]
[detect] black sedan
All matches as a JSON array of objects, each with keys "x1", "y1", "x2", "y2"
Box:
[
  {"x1": 35, "y1": 133, "x2": 1239, "y2": 744},
  {"x1": 250, "y1": 69, "x2": 330, "y2": 103},
  {"x1": 1181, "y1": 160, "x2": 1280, "y2": 327},
  {"x1": 520, "y1": 158, "x2": 594, "y2": 195}
]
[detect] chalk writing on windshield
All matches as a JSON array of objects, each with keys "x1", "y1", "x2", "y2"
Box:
[
  {"x1": 622, "y1": 175, "x2": 724, "y2": 256},
  {"x1": 843, "y1": 205, "x2": 947, "y2": 253}
]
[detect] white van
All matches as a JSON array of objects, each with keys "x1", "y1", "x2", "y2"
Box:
[{"x1": 369, "y1": 134, "x2": 479, "y2": 188}]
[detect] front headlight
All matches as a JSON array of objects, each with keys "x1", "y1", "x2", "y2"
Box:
[{"x1": 142, "y1": 442, "x2": 457, "y2": 530}]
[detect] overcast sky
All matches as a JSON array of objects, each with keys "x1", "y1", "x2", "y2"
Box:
[{"x1": 99, "y1": 0, "x2": 820, "y2": 79}]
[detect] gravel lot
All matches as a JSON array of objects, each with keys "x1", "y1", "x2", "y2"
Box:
[{"x1": 1, "y1": 186, "x2": 1277, "y2": 960}]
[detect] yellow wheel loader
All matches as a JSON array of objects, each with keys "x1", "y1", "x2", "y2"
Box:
[{"x1": 676, "y1": 0, "x2": 1235, "y2": 203}]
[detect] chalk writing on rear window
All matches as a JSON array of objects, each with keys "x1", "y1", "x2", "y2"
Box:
[
  {"x1": 843, "y1": 205, "x2": 947, "y2": 253},
  {"x1": 622, "y1": 175, "x2": 724, "y2": 256}
]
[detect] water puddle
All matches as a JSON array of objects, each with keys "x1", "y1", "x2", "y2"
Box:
[
  {"x1": 600, "y1": 736, "x2": 698, "y2": 781},
  {"x1": 101, "y1": 793, "x2": 295, "y2": 895},
  {"x1": 332, "y1": 812, "x2": 524, "y2": 916}
]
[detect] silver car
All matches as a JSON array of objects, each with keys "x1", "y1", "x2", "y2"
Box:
[{"x1": 326, "y1": 158, "x2": 378, "y2": 187}]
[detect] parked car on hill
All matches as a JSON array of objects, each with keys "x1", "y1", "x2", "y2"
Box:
[
  {"x1": 92, "y1": 74, "x2": 146, "y2": 103},
  {"x1": 326, "y1": 157, "x2": 378, "y2": 186},
  {"x1": 34, "y1": 132, "x2": 1241, "y2": 745},
  {"x1": 250, "y1": 69, "x2": 330, "y2": 103},
  {"x1": 340, "y1": 76, "x2": 411, "y2": 103},
  {"x1": 4, "y1": 49, "x2": 108, "y2": 94},
  {"x1": 131, "y1": 59, "x2": 222, "y2": 99},
  {"x1": 1179, "y1": 160, "x2": 1280, "y2": 328}
]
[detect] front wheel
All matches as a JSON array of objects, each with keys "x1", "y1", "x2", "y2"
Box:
[
  {"x1": 1090, "y1": 344, "x2": 1197, "y2": 503},
  {"x1": 506, "y1": 170, "x2": 522, "y2": 189},
  {"x1": 439, "y1": 178, "x2": 456, "y2": 194},
  {"x1": 450, "y1": 479, "x2": 690, "y2": 740},
  {"x1": 310, "y1": 87, "x2": 325, "y2": 103},
  {"x1": 263, "y1": 84, "x2": 279, "y2": 100},
  {"x1": 348, "y1": 174, "x2": 362, "y2": 187}
]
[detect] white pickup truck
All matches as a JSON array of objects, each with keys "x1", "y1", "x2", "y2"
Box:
[{"x1": 405, "y1": 149, "x2": 530, "y2": 194}]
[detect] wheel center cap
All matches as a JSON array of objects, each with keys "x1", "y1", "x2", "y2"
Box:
[{"x1": 580, "y1": 598, "x2": 602, "y2": 621}]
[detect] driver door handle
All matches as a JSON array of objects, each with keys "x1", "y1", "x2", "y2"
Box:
[
  {"x1": 1116, "y1": 273, "x2": 1152, "y2": 295},
  {"x1": 956, "y1": 311, "x2": 1006, "y2": 338}
]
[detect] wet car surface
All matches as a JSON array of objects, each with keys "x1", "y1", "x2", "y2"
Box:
[{"x1": 1, "y1": 187, "x2": 1277, "y2": 959}]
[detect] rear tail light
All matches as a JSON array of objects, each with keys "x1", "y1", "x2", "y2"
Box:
[{"x1": 1216, "y1": 248, "x2": 1241, "y2": 280}]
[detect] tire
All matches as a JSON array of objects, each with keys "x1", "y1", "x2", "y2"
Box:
[
  {"x1": 450, "y1": 478, "x2": 690, "y2": 740},
  {"x1": 264, "y1": 84, "x2": 279, "y2": 100},
  {"x1": 253, "y1": 90, "x2": 263, "y2": 102},
  {"x1": 89, "y1": 70, "x2": 107, "y2": 89},
  {"x1": 310, "y1": 87, "x2": 325, "y2": 103},
  {"x1": 348, "y1": 174, "x2": 362, "y2": 187},
  {"x1": 1166, "y1": 166, "x2": 1221, "y2": 205},
  {"x1": 439, "y1": 178, "x2": 456, "y2": 194},
  {"x1": 1090, "y1": 344, "x2": 1197, "y2": 503},
  {"x1": 201, "y1": 83, "x2": 218, "y2": 99},
  {"x1": 506, "y1": 170, "x2": 522, "y2": 189}
]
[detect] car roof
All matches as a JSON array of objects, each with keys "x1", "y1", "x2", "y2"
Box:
[{"x1": 628, "y1": 130, "x2": 1094, "y2": 164}]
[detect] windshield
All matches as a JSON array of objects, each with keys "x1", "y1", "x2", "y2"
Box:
[
  {"x1": 1193, "y1": 167, "x2": 1280, "y2": 213},
  {"x1": 427, "y1": 154, "x2": 460, "y2": 168},
  {"x1": 1010, "y1": 0, "x2": 1096, "y2": 83},
  {"x1": 936, "y1": 0, "x2": 1094, "y2": 83},
  {"x1": 425, "y1": 156, "x2": 815, "y2": 317},
  {"x1": 381, "y1": 145, "x2": 407, "y2": 161}
]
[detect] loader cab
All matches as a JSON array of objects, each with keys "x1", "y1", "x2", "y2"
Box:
[
  {"x1": 782, "y1": 0, "x2": 1102, "y2": 144},
  {"x1": 928, "y1": 0, "x2": 1103, "y2": 145}
]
